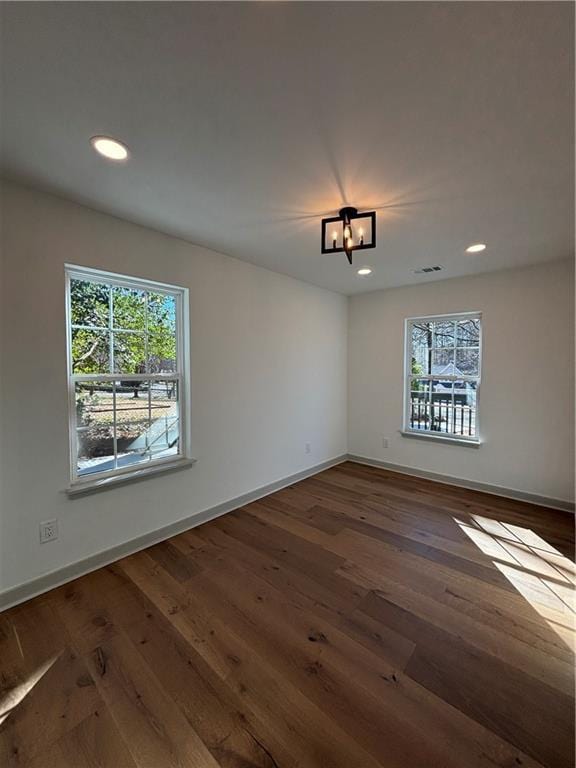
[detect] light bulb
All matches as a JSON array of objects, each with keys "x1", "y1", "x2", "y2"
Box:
[{"x1": 90, "y1": 135, "x2": 129, "y2": 161}]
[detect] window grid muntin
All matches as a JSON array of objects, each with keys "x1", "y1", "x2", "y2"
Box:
[
  {"x1": 71, "y1": 376, "x2": 182, "y2": 481},
  {"x1": 69, "y1": 286, "x2": 177, "y2": 377},
  {"x1": 404, "y1": 312, "x2": 481, "y2": 441}
]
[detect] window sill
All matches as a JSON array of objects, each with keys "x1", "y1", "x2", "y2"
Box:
[
  {"x1": 400, "y1": 430, "x2": 481, "y2": 448},
  {"x1": 66, "y1": 457, "x2": 196, "y2": 497}
]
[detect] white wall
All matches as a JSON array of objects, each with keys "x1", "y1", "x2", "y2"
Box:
[
  {"x1": 348, "y1": 260, "x2": 575, "y2": 504},
  {"x1": 0, "y1": 182, "x2": 348, "y2": 593}
]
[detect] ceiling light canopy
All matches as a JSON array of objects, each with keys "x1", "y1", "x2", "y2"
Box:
[
  {"x1": 357, "y1": 267, "x2": 372, "y2": 276},
  {"x1": 90, "y1": 135, "x2": 129, "y2": 161},
  {"x1": 466, "y1": 243, "x2": 486, "y2": 253},
  {"x1": 321, "y1": 206, "x2": 376, "y2": 265}
]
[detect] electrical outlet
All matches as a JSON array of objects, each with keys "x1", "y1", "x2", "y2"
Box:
[
  {"x1": 305, "y1": 442, "x2": 311, "y2": 454},
  {"x1": 382, "y1": 437, "x2": 389, "y2": 449},
  {"x1": 40, "y1": 519, "x2": 58, "y2": 544}
]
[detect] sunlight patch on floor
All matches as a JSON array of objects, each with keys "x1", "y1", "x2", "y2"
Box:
[
  {"x1": 0, "y1": 655, "x2": 59, "y2": 726},
  {"x1": 453, "y1": 516, "x2": 575, "y2": 648}
]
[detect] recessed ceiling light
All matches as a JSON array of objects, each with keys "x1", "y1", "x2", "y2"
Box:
[
  {"x1": 90, "y1": 135, "x2": 129, "y2": 161},
  {"x1": 357, "y1": 267, "x2": 372, "y2": 276},
  {"x1": 466, "y1": 243, "x2": 486, "y2": 253}
]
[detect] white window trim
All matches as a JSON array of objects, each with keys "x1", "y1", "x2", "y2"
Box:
[
  {"x1": 65, "y1": 264, "x2": 192, "y2": 493},
  {"x1": 402, "y1": 311, "x2": 482, "y2": 445}
]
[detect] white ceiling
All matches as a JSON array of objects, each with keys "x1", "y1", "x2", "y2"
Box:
[{"x1": 1, "y1": 2, "x2": 573, "y2": 295}]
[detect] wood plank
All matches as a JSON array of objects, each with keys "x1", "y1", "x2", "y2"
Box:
[
  {"x1": 191, "y1": 522, "x2": 368, "y2": 627},
  {"x1": 119, "y1": 551, "x2": 386, "y2": 768},
  {"x1": 190, "y1": 556, "x2": 546, "y2": 768},
  {"x1": 22, "y1": 710, "x2": 137, "y2": 768},
  {"x1": 85, "y1": 632, "x2": 220, "y2": 768},
  {"x1": 0, "y1": 646, "x2": 101, "y2": 767},
  {"x1": 147, "y1": 540, "x2": 201, "y2": 583},
  {"x1": 362, "y1": 590, "x2": 574, "y2": 768},
  {"x1": 121, "y1": 606, "x2": 285, "y2": 767},
  {"x1": 336, "y1": 557, "x2": 575, "y2": 685},
  {"x1": 49, "y1": 565, "x2": 150, "y2": 655},
  {"x1": 333, "y1": 527, "x2": 575, "y2": 628}
]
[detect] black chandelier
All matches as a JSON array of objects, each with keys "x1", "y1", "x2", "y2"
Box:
[{"x1": 321, "y1": 206, "x2": 376, "y2": 265}]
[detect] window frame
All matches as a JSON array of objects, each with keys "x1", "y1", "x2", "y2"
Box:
[
  {"x1": 402, "y1": 311, "x2": 482, "y2": 445},
  {"x1": 65, "y1": 264, "x2": 191, "y2": 490}
]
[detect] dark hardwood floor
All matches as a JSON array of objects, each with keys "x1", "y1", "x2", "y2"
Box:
[{"x1": 1, "y1": 462, "x2": 574, "y2": 767}]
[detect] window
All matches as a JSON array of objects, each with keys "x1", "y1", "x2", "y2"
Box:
[
  {"x1": 404, "y1": 312, "x2": 481, "y2": 442},
  {"x1": 65, "y1": 265, "x2": 190, "y2": 487}
]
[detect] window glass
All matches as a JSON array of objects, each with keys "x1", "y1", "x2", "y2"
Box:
[
  {"x1": 71, "y1": 329, "x2": 110, "y2": 374},
  {"x1": 113, "y1": 286, "x2": 146, "y2": 330},
  {"x1": 70, "y1": 279, "x2": 109, "y2": 327},
  {"x1": 113, "y1": 332, "x2": 146, "y2": 374}
]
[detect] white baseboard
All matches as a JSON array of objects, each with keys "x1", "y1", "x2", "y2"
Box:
[
  {"x1": 0, "y1": 455, "x2": 347, "y2": 612},
  {"x1": 347, "y1": 454, "x2": 575, "y2": 513},
  {"x1": 3, "y1": 452, "x2": 572, "y2": 612}
]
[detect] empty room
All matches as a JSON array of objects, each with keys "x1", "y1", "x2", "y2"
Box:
[{"x1": 0, "y1": 2, "x2": 574, "y2": 767}]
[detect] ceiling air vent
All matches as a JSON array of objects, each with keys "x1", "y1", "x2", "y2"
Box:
[{"x1": 414, "y1": 266, "x2": 442, "y2": 274}]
